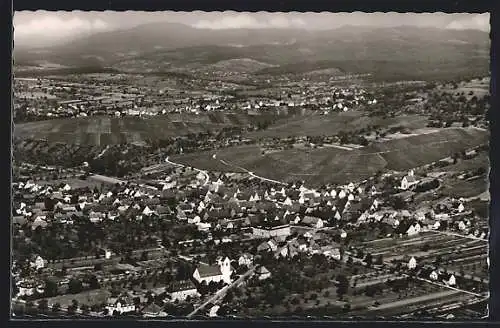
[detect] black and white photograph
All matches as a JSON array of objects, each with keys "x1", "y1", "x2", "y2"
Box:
[{"x1": 11, "y1": 11, "x2": 490, "y2": 320}]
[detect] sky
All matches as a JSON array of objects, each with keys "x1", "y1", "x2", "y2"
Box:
[{"x1": 14, "y1": 11, "x2": 490, "y2": 47}]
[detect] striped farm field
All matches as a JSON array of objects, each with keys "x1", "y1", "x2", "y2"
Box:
[
  {"x1": 14, "y1": 112, "x2": 284, "y2": 146},
  {"x1": 172, "y1": 127, "x2": 488, "y2": 186},
  {"x1": 246, "y1": 112, "x2": 428, "y2": 138}
]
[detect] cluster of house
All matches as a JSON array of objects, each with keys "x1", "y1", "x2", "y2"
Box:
[
  {"x1": 13, "y1": 153, "x2": 486, "y2": 317},
  {"x1": 11, "y1": 168, "x2": 202, "y2": 230},
  {"x1": 255, "y1": 231, "x2": 343, "y2": 261},
  {"x1": 103, "y1": 255, "x2": 270, "y2": 317},
  {"x1": 239, "y1": 86, "x2": 377, "y2": 115},
  {"x1": 15, "y1": 77, "x2": 156, "y2": 119},
  {"x1": 12, "y1": 163, "x2": 483, "y2": 260},
  {"x1": 407, "y1": 257, "x2": 458, "y2": 287},
  {"x1": 173, "y1": 177, "x2": 377, "y2": 235}
]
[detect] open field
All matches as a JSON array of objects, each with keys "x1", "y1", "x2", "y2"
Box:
[
  {"x1": 355, "y1": 232, "x2": 488, "y2": 282},
  {"x1": 14, "y1": 112, "x2": 284, "y2": 146},
  {"x1": 364, "y1": 128, "x2": 488, "y2": 171},
  {"x1": 43, "y1": 289, "x2": 112, "y2": 307},
  {"x1": 440, "y1": 177, "x2": 488, "y2": 199},
  {"x1": 438, "y1": 77, "x2": 490, "y2": 100},
  {"x1": 15, "y1": 91, "x2": 58, "y2": 100},
  {"x1": 36, "y1": 178, "x2": 102, "y2": 189},
  {"x1": 429, "y1": 152, "x2": 489, "y2": 174},
  {"x1": 360, "y1": 290, "x2": 476, "y2": 317},
  {"x1": 246, "y1": 112, "x2": 428, "y2": 139},
  {"x1": 172, "y1": 127, "x2": 488, "y2": 186}
]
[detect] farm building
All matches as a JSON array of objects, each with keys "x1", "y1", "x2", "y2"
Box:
[{"x1": 252, "y1": 224, "x2": 291, "y2": 238}]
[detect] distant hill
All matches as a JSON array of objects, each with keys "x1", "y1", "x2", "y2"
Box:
[
  {"x1": 14, "y1": 24, "x2": 490, "y2": 81},
  {"x1": 204, "y1": 58, "x2": 277, "y2": 74}
]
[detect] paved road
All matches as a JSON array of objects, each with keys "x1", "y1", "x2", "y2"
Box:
[
  {"x1": 421, "y1": 264, "x2": 488, "y2": 284},
  {"x1": 187, "y1": 265, "x2": 257, "y2": 318},
  {"x1": 187, "y1": 225, "x2": 324, "y2": 318},
  {"x1": 423, "y1": 228, "x2": 488, "y2": 242},
  {"x1": 217, "y1": 156, "x2": 287, "y2": 185},
  {"x1": 322, "y1": 143, "x2": 355, "y2": 151},
  {"x1": 367, "y1": 290, "x2": 463, "y2": 311},
  {"x1": 95, "y1": 145, "x2": 111, "y2": 159}
]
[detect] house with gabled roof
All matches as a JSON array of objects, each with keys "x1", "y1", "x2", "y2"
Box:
[
  {"x1": 446, "y1": 274, "x2": 457, "y2": 286},
  {"x1": 408, "y1": 257, "x2": 417, "y2": 270},
  {"x1": 142, "y1": 303, "x2": 167, "y2": 318},
  {"x1": 31, "y1": 216, "x2": 48, "y2": 230},
  {"x1": 155, "y1": 205, "x2": 171, "y2": 217},
  {"x1": 238, "y1": 253, "x2": 254, "y2": 267},
  {"x1": 401, "y1": 170, "x2": 419, "y2": 190},
  {"x1": 279, "y1": 240, "x2": 299, "y2": 259},
  {"x1": 252, "y1": 224, "x2": 291, "y2": 238},
  {"x1": 106, "y1": 293, "x2": 136, "y2": 315},
  {"x1": 256, "y1": 266, "x2": 271, "y2": 280},
  {"x1": 301, "y1": 216, "x2": 324, "y2": 229},
  {"x1": 193, "y1": 264, "x2": 224, "y2": 284},
  {"x1": 167, "y1": 280, "x2": 200, "y2": 301}
]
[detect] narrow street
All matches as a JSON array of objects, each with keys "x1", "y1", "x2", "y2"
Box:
[{"x1": 187, "y1": 265, "x2": 257, "y2": 318}]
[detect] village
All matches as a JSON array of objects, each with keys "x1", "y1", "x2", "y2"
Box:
[
  {"x1": 13, "y1": 74, "x2": 376, "y2": 122},
  {"x1": 11, "y1": 136, "x2": 489, "y2": 318}
]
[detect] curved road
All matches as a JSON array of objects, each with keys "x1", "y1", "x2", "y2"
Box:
[{"x1": 216, "y1": 154, "x2": 287, "y2": 186}]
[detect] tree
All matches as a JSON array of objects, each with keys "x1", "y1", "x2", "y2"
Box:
[
  {"x1": 89, "y1": 274, "x2": 100, "y2": 289},
  {"x1": 224, "y1": 289, "x2": 234, "y2": 303},
  {"x1": 38, "y1": 299, "x2": 49, "y2": 312},
  {"x1": 67, "y1": 305, "x2": 76, "y2": 315},
  {"x1": 365, "y1": 253, "x2": 373, "y2": 267},
  {"x1": 68, "y1": 278, "x2": 83, "y2": 294},
  {"x1": 391, "y1": 196, "x2": 407, "y2": 210},
  {"x1": 365, "y1": 285, "x2": 378, "y2": 297},
  {"x1": 336, "y1": 274, "x2": 349, "y2": 300},
  {"x1": 25, "y1": 301, "x2": 35, "y2": 314},
  {"x1": 51, "y1": 302, "x2": 61, "y2": 313},
  {"x1": 44, "y1": 197, "x2": 55, "y2": 211},
  {"x1": 44, "y1": 279, "x2": 58, "y2": 297},
  {"x1": 80, "y1": 304, "x2": 90, "y2": 315}
]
